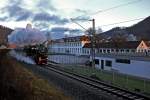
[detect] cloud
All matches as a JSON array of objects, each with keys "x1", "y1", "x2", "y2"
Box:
[
  {"x1": 75, "y1": 9, "x2": 89, "y2": 14},
  {"x1": 69, "y1": 29, "x2": 82, "y2": 34},
  {"x1": 33, "y1": 12, "x2": 69, "y2": 25},
  {"x1": 71, "y1": 9, "x2": 90, "y2": 22},
  {"x1": 0, "y1": 0, "x2": 89, "y2": 33},
  {"x1": 0, "y1": 0, "x2": 69, "y2": 26},
  {"x1": 69, "y1": 9, "x2": 91, "y2": 22},
  {"x1": 0, "y1": 0, "x2": 58, "y2": 21},
  {"x1": 36, "y1": 0, "x2": 57, "y2": 11},
  {"x1": 51, "y1": 27, "x2": 69, "y2": 33},
  {"x1": 33, "y1": 22, "x2": 50, "y2": 30},
  {"x1": 0, "y1": 16, "x2": 8, "y2": 21},
  {"x1": 0, "y1": 0, "x2": 32, "y2": 21},
  {"x1": 9, "y1": 0, "x2": 22, "y2": 6},
  {"x1": 7, "y1": 5, "x2": 32, "y2": 21},
  {"x1": 8, "y1": 27, "x2": 47, "y2": 46},
  {"x1": 50, "y1": 27, "x2": 83, "y2": 39},
  {"x1": 71, "y1": 16, "x2": 90, "y2": 22},
  {"x1": 16, "y1": 10, "x2": 32, "y2": 21}
]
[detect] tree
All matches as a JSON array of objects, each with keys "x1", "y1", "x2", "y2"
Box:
[
  {"x1": 110, "y1": 33, "x2": 128, "y2": 43},
  {"x1": 127, "y1": 34, "x2": 137, "y2": 41},
  {"x1": 85, "y1": 28, "x2": 93, "y2": 36},
  {"x1": 85, "y1": 27, "x2": 103, "y2": 35},
  {"x1": 96, "y1": 27, "x2": 103, "y2": 34}
]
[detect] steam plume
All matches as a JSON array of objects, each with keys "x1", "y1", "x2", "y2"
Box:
[
  {"x1": 8, "y1": 24, "x2": 47, "y2": 64},
  {"x1": 8, "y1": 24, "x2": 47, "y2": 47},
  {"x1": 10, "y1": 50, "x2": 35, "y2": 64}
]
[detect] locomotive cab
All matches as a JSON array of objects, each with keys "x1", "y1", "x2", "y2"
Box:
[{"x1": 35, "y1": 53, "x2": 48, "y2": 65}]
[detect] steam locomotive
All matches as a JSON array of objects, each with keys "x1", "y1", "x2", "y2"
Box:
[{"x1": 23, "y1": 43, "x2": 48, "y2": 65}]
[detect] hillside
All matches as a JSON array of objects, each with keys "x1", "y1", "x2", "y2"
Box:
[
  {"x1": 0, "y1": 25, "x2": 13, "y2": 45},
  {"x1": 98, "y1": 16, "x2": 150, "y2": 41},
  {"x1": 0, "y1": 55, "x2": 71, "y2": 100},
  {"x1": 127, "y1": 16, "x2": 150, "y2": 40}
]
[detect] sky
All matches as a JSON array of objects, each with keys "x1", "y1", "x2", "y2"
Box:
[{"x1": 0, "y1": 0, "x2": 150, "y2": 38}]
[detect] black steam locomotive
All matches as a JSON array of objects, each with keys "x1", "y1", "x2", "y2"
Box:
[{"x1": 24, "y1": 43, "x2": 48, "y2": 65}]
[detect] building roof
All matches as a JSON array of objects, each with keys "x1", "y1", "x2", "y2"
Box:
[
  {"x1": 83, "y1": 41, "x2": 141, "y2": 49},
  {"x1": 51, "y1": 35, "x2": 90, "y2": 43},
  {"x1": 144, "y1": 41, "x2": 150, "y2": 47}
]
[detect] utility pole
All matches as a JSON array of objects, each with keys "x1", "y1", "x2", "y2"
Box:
[
  {"x1": 70, "y1": 18, "x2": 96, "y2": 68},
  {"x1": 90, "y1": 19, "x2": 96, "y2": 68}
]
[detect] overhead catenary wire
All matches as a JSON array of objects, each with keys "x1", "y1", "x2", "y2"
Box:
[
  {"x1": 90, "y1": 0, "x2": 142, "y2": 16},
  {"x1": 70, "y1": 0, "x2": 144, "y2": 69},
  {"x1": 99, "y1": 17, "x2": 146, "y2": 27},
  {"x1": 70, "y1": 0, "x2": 146, "y2": 31},
  {"x1": 70, "y1": 18, "x2": 88, "y2": 31},
  {"x1": 70, "y1": 0, "x2": 144, "y2": 30},
  {"x1": 76, "y1": 0, "x2": 142, "y2": 19},
  {"x1": 70, "y1": 16, "x2": 148, "y2": 31}
]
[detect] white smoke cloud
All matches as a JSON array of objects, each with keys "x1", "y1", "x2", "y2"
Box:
[
  {"x1": 10, "y1": 50, "x2": 35, "y2": 64},
  {"x1": 8, "y1": 24, "x2": 47, "y2": 47}
]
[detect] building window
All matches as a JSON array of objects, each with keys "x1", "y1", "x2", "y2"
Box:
[
  {"x1": 83, "y1": 49, "x2": 85, "y2": 54},
  {"x1": 126, "y1": 49, "x2": 129, "y2": 52},
  {"x1": 141, "y1": 43, "x2": 143, "y2": 47},
  {"x1": 107, "y1": 49, "x2": 110, "y2": 53},
  {"x1": 116, "y1": 49, "x2": 119, "y2": 52},
  {"x1": 94, "y1": 59, "x2": 99, "y2": 64},
  {"x1": 121, "y1": 49, "x2": 124, "y2": 52},
  {"x1": 111, "y1": 49, "x2": 114, "y2": 52},
  {"x1": 87, "y1": 50, "x2": 89, "y2": 54},
  {"x1": 85, "y1": 49, "x2": 87, "y2": 54},
  {"x1": 141, "y1": 49, "x2": 144, "y2": 52},
  {"x1": 103, "y1": 49, "x2": 106, "y2": 53},
  {"x1": 99, "y1": 49, "x2": 102, "y2": 53},
  {"x1": 131, "y1": 49, "x2": 135, "y2": 52},
  {"x1": 105, "y1": 60, "x2": 112, "y2": 67},
  {"x1": 138, "y1": 49, "x2": 140, "y2": 52},
  {"x1": 116, "y1": 59, "x2": 130, "y2": 64}
]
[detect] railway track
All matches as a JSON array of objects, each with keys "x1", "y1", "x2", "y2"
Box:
[{"x1": 45, "y1": 62, "x2": 150, "y2": 100}]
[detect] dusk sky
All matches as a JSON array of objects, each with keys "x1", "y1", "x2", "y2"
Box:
[{"x1": 0, "y1": 0, "x2": 150, "y2": 38}]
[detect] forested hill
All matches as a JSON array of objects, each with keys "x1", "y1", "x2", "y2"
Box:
[
  {"x1": 98, "y1": 16, "x2": 150, "y2": 41},
  {"x1": 0, "y1": 25, "x2": 13, "y2": 45}
]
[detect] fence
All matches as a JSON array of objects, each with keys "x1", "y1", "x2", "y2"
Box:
[{"x1": 48, "y1": 54, "x2": 150, "y2": 95}]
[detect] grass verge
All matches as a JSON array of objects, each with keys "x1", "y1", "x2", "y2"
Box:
[
  {"x1": 60, "y1": 64, "x2": 150, "y2": 96},
  {"x1": 0, "y1": 56, "x2": 71, "y2": 100}
]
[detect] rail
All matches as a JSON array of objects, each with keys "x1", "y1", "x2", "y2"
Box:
[{"x1": 44, "y1": 61, "x2": 150, "y2": 100}]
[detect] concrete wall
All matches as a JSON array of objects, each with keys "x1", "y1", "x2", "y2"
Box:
[
  {"x1": 48, "y1": 55, "x2": 89, "y2": 64},
  {"x1": 114, "y1": 60, "x2": 150, "y2": 79},
  {"x1": 95, "y1": 56, "x2": 150, "y2": 79}
]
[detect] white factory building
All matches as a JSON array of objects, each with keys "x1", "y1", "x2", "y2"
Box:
[
  {"x1": 83, "y1": 40, "x2": 150, "y2": 79},
  {"x1": 49, "y1": 36, "x2": 150, "y2": 79},
  {"x1": 91, "y1": 55, "x2": 150, "y2": 79},
  {"x1": 49, "y1": 35, "x2": 90, "y2": 55}
]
